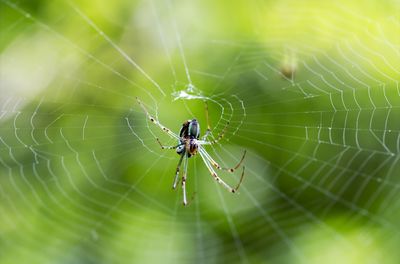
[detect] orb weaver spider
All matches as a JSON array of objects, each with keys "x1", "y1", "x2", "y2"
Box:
[{"x1": 136, "y1": 97, "x2": 246, "y2": 206}]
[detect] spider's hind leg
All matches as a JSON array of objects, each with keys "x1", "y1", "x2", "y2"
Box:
[
  {"x1": 201, "y1": 101, "x2": 230, "y2": 144},
  {"x1": 156, "y1": 138, "x2": 182, "y2": 150},
  {"x1": 136, "y1": 97, "x2": 180, "y2": 140},
  {"x1": 202, "y1": 101, "x2": 212, "y2": 140}
]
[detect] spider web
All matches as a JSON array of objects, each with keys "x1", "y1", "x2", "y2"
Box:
[{"x1": 0, "y1": 0, "x2": 399, "y2": 263}]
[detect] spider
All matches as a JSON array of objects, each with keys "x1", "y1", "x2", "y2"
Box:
[{"x1": 136, "y1": 97, "x2": 246, "y2": 206}]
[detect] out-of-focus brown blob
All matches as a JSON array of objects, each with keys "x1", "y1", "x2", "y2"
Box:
[
  {"x1": 280, "y1": 64, "x2": 296, "y2": 80},
  {"x1": 280, "y1": 50, "x2": 298, "y2": 81}
]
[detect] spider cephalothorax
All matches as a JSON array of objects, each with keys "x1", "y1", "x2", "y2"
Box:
[{"x1": 136, "y1": 97, "x2": 246, "y2": 206}]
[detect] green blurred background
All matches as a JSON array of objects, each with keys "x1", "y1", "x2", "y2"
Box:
[{"x1": 0, "y1": 0, "x2": 399, "y2": 263}]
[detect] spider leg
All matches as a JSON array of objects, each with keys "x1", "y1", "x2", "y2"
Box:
[
  {"x1": 173, "y1": 153, "x2": 185, "y2": 189},
  {"x1": 199, "y1": 151, "x2": 243, "y2": 193},
  {"x1": 202, "y1": 101, "x2": 212, "y2": 140},
  {"x1": 209, "y1": 121, "x2": 229, "y2": 144},
  {"x1": 136, "y1": 97, "x2": 179, "y2": 140},
  {"x1": 156, "y1": 138, "x2": 182, "y2": 150},
  {"x1": 181, "y1": 153, "x2": 189, "y2": 205},
  {"x1": 201, "y1": 101, "x2": 230, "y2": 144},
  {"x1": 199, "y1": 147, "x2": 246, "y2": 173},
  {"x1": 199, "y1": 121, "x2": 230, "y2": 145},
  {"x1": 235, "y1": 166, "x2": 245, "y2": 191}
]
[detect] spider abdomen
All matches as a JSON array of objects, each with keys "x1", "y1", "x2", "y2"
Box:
[
  {"x1": 180, "y1": 119, "x2": 200, "y2": 139},
  {"x1": 188, "y1": 119, "x2": 200, "y2": 139}
]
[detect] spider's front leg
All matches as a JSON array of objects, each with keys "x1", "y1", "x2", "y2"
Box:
[
  {"x1": 200, "y1": 147, "x2": 246, "y2": 173},
  {"x1": 173, "y1": 153, "x2": 185, "y2": 190},
  {"x1": 199, "y1": 151, "x2": 244, "y2": 193},
  {"x1": 181, "y1": 153, "x2": 189, "y2": 205}
]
